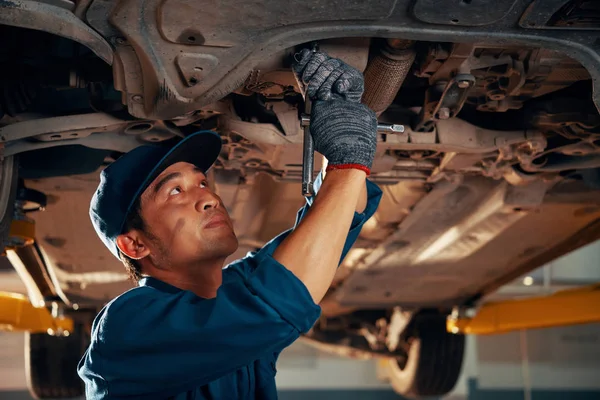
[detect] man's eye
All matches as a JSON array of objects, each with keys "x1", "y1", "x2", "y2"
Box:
[
  {"x1": 169, "y1": 187, "x2": 182, "y2": 196},
  {"x1": 200, "y1": 181, "x2": 208, "y2": 188}
]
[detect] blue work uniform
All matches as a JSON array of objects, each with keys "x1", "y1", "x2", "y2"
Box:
[{"x1": 78, "y1": 176, "x2": 382, "y2": 400}]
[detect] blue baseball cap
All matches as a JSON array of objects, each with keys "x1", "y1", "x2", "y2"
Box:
[{"x1": 89, "y1": 130, "x2": 222, "y2": 259}]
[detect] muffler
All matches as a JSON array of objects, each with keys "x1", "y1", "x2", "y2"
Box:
[{"x1": 362, "y1": 39, "x2": 416, "y2": 116}]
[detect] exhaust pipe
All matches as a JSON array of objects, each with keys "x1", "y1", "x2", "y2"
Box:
[{"x1": 362, "y1": 39, "x2": 416, "y2": 116}]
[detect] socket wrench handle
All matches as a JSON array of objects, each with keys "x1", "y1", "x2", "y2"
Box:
[
  {"x1": 301, "y1": 97, "x2": 315, "y2": 197},
  {"x1": 300, "y1": 43, "x2": 319, "y2": 197}
]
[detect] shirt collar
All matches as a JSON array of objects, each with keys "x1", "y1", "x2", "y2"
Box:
[{"x1": 138, "y1": 276, "x2": 183, "y2": 294}]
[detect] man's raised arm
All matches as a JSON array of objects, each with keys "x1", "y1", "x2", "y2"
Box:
[{"x1": 273, "y1": 50, "x2": 378, "y2": 303}]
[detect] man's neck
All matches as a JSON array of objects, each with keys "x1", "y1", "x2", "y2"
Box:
[{"x1": 144, "y1": 258, "x2": 225, "y2": 298}]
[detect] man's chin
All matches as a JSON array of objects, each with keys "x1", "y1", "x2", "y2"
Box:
[
  {"x1": 214, "y1": 232, "x2": 239, "y2": 257},
  {"x1": 227, "y1": 242, "x2": 239, "y2": 257},
  {"x1": 221, "y1": 232, "x2": 239, "y2": 254}
]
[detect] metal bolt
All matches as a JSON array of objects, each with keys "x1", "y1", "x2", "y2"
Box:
[
  {"x1": 301, "y1": 114, "x2": 404, "y2": 133},
  {"x1": 379, "y1": 124, "x2": 405, "y2": 133},
  {"x1": 437, "y1": 107, "x2": 451, "y2": 120},
  {"x1": 457, "y1": 80, "x2": 471, "y2": 89},
  {"x1": 132, "y1": 95, "x2": 143, "y2": 103}
]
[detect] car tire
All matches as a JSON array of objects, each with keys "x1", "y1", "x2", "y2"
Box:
[
  {"x1": 385, "y1": 314, "x2": 465, "y2": 399},
  {"x1": 25, "y1": 322, "x2": 88, "y2": 399}
]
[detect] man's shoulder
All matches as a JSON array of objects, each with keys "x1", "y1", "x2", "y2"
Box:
[
  {"x1": 223, "y1": 234, "x2": 292, "y2": 275},
  {"x1": 106, "y1": 285, "x2": 159, "y2": 312},
  {"x1": 222, "y1": 250, "x2": 259, "y2": 278},
  {"x1": 91, "y1": 286, "x2": 160, "y2": 339},
  {"x1": 221, "y1": 239, "x2": 285, "y2": 281}
]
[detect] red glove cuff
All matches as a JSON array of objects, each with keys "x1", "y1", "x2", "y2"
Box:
[{"x1": 326, "y1": 163, "x2": 371, "y2": 176}]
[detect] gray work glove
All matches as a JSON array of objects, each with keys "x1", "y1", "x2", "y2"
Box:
[
  {"x1": 293, "y1": 49, "x2": 377, "y2": 174},
  {"x1": 293, "y1": 49, "x2": 364, "y2": 102}
]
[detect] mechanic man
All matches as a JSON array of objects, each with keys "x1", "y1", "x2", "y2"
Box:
[{"x1": 78, "y1": 50, "x2": 382, "y2": 399}]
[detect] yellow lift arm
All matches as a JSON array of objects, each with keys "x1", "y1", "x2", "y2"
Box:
[
  {"x1": 0, "y1": 291, "x2": 73, "y2": 334},
  {"x1": 447, "y1": 284, "x2": 600, "y2": 335},
  {"x1": 1, "y1": 216, "x2": 74, "y2": 334}
]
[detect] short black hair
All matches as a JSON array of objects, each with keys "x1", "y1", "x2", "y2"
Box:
[{"x1": 119, "y1": 197, "x2": 145, "y2": 282}]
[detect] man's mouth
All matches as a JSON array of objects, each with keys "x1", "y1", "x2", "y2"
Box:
[{"x1": 204, "y1": 214, "x2": 230, "y2": 229}]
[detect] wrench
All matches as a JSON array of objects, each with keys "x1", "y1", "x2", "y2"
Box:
[
  {"x1": 300, "y1": 43, "x2": 319, "y2": 197},
  {"x1": 298, "y1": 42, "x2": 404, "y2": 196},
  {"x1": 301, "y1": 96, "x2": 315, "y2": 197}
]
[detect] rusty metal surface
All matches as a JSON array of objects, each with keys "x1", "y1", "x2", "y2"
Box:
[
  {"x1": 0, "y1": 113, "x2": 180, "y2": 157},
  {"x1": 362, "y1": 43, "x2": 416, "y2": 115},
  {"x1": 79, "y1": 0, "x2": 600, "y2": 120},
  {"x1": 0, "y1": 0, "x2": 113, "y2": 65},
  {"x1": 416, "y1": 45, "x2": 591, "y2": 114},
  {"x1": 0, "y1": 113, "x2": 126, "y2": 143}
]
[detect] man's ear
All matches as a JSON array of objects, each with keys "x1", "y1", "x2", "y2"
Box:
[{"x1": 116, "y1": 232, "x2": 151, "y2": 260}]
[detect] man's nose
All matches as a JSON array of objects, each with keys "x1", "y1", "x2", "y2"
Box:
[{"x1": 195, "y1": 190, "x2": 220, "y2": 212}]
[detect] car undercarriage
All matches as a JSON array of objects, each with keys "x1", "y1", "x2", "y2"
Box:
[{"x1": 1, "y1": 0, "x2": 600, "y2": 398}]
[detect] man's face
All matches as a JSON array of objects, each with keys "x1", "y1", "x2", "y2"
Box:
[{"x1": 137, "y1": 161, "x2": 238, "y2": 267}]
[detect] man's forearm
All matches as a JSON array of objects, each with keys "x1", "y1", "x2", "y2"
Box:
[
  {"x1": 272, "y1": 169, "x2": 366, "y2": 303},
  {"x1": 323, "y1": 159, "x2": 367, "y2": 214},
  {"x1": 355, "y1": 176, "x2": 367, "y2": 214}
]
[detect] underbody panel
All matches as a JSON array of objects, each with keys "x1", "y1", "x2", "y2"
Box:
[
  {"x1": 3, "y1": 0, "x2": 599, "y2": 118},
  {"x1": 336, "y1": 178, "x2": 600, "y2": 308},
  {"x1": 93, "y1": 0, "x2": 600, "y2": 119}
]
